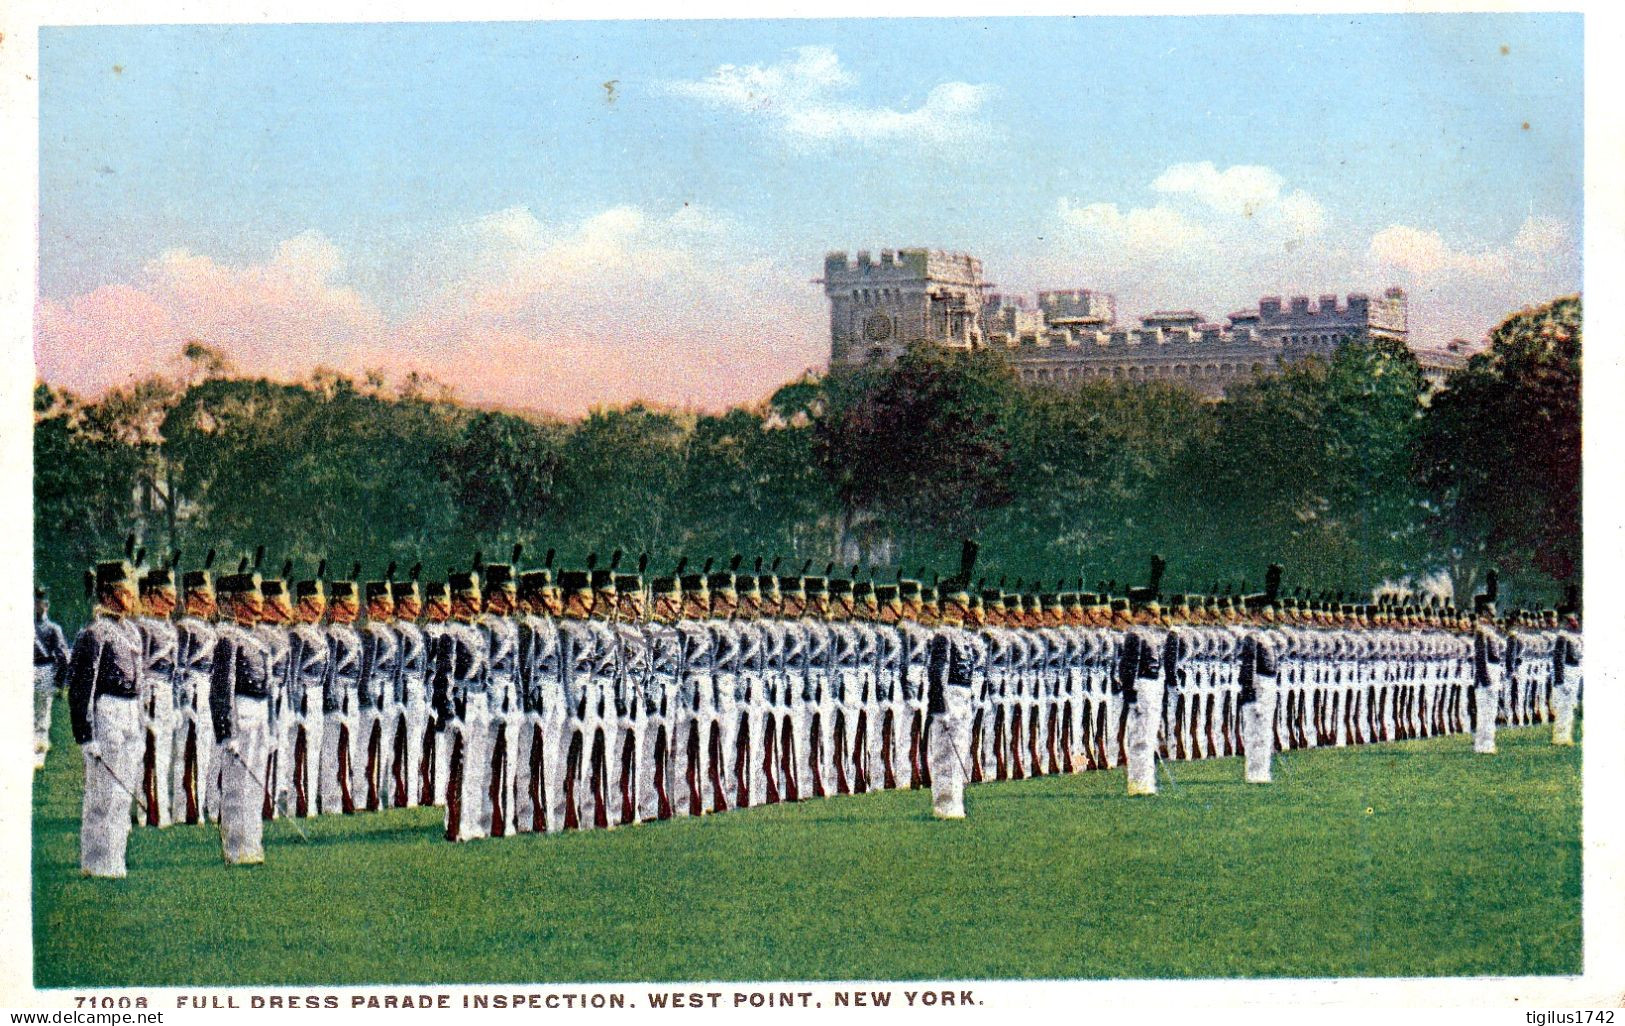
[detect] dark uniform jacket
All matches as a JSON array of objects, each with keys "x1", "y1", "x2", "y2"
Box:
[
  {"x1": 34, "y1": 615, "x2": 70, "y2": 680},
  {"x1": 209, "y1": 623, "x2": 274, "y2": 743},
  {"x1": 67, "y1": 615, "x2": 144, "y2": 745}
]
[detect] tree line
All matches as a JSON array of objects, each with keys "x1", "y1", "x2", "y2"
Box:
[{"x1": 34, "y1": 296, "x2": 1581, "y2": 627}]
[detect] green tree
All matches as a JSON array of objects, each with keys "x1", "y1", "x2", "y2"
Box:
[
  {"x1": 814, "y1": 344, "x2": 1021, "y2": 565},
  {"x1": 1415, "y1": 295, "x2": 1581, "y2": 601},
  {"x1": 1166, "y1": 338, "x2": 1428, "y2": 594},
  {"x1": 553, "y1": 405, "x2": 690, "y2": 562}
]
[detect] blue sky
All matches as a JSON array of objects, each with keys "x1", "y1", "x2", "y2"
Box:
[{"x1": 36, "y1": 15, "x2": 1583, "y2": 413}]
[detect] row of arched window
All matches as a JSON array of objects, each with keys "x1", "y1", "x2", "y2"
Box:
[{"x1": 1018, "y1": 361, "x2": 1268, "y2": 383}]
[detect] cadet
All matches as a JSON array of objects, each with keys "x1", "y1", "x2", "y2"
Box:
[
  {"x1": 826, "y1": 575, "x2": 861, "y2": 794},
  {"x1": 390, "y1": 571, "x2": 430, "y2": 809},
  {"x1": 754, "y1": 571, "x2": 789, "y2": 804},
  {"x1": 873, "y1": 583, "x2": 906, "y2": 789},
  {"x1": 610, "y1": 567, "x2": 652, "y2": 827},
  {"x1": 926, "y1": 584, "x2": 976, "y2": 819},
  {"x1": 1551, "y1": 610, "x2": 1582, "y2": 746},
  {"x1": 285, "y1": 569, "x2": 330, "y2": 818},
  {"x1": 357, "y1": 577, "x2": 401, "y2": 813},
  {"x1": 581, "y1": 561, "x2": 621, "y2": 829},
  {"x1": 174, "y1": 555, "x2": 220, "y2": 824},
  {"x1": 553, "y1": 568, "x2": 597, "y2": 829},
  {"x1": 135, "y1": 563, "x2": 180, "y2": 826},
  {"x1": 320, "y1": 573, "x2": 363, "y2": 815},
  {"x1": 897, "y1": 580, "x2": 932, "y2": 788},
  {"x1": 801, "y1": 575, "x2": 836, "y2": 798},
  {"x1": 734, "y1": 571, "x2": 770, "y2": 807},
  {"x1": 436, "y1": 569, "x2": 492, "y2": 841},
  {"x1": 1120, "y1": 599, "x2": 1167, "y2": 796},
  {"x1": 514, "y1": 566, "x2": 561, "y2": 831},
  {"x1": 642, "y1": 572, "x2": 684, "y2": 820},
  {"x1": 34, "y1": 586, "x2": 70, "y2": 770},
  {"x1": 1238, "y1": 598, "x2": 1283, "y2": 783},
  {"x1": 477, "y1": 558, "x2": 521, "y2": 834},
  {"x1": 419, "y1": 581, "x2": 453, "y2": 805},
  {"x1": 255, "y1": 571, "x2": 294, "y2": 820},
  {"x1": 210, "y1": 569, "x2": 275, "y2": 865},
  {"x1": 1470, "y1": 599, "x2": 1506, "y2": 755},
  {"x1": 69, "y1": 555, "x2": 146, "y2": 877},
  {"x1": 775, "y1": 572, "x2": 811, "y2": 802}
]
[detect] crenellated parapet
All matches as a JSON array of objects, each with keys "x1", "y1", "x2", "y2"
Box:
[{"x1": 824, "y1": 247, "x2": 1433, "y2": 395}]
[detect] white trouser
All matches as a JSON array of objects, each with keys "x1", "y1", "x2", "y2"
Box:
[
  {"x1": 512, "y1": 710, "x2": 543, "y2": 831},
  {"x1": 636, "y1": 712, "x2": 670, "y2": 822},
  {"x1": 1125, "y1": 680, "x2": 1165, "y2": 796},
  {"x1": 1551, "y1": 678, "x2": 1579, "y2": 745},
  {"x1": 927, "y1": 687, "x2": 972, "y2": 819},
  {"x1": 744, "y1": 699, "x2": 772, "y2": 806},
  {"x1": 374, "y1": 703, "x2": 402, "y2": 809},
  {"x1": 539, "y1": 711, "x2": 576, "y2": 832},
  {"x1": 33, "y1": 667, "x2": 55, "y2": 765},
  {"x1": 712, "y1": 680, "x2": 739, "y2": 811},
  {"x1": 483, "y1": 705, "x2": 513, "y2": 834},
  {"x1": 171, "y1": 707, "x2": 211, "y2": 824},
  {"x1": 447, "y1": 693, "x2": 493, "y2": 841},
  {"x1": 794, "y1": 699, "x2": 827, "y2": 799},
  {"x1": 865, "y1": 690, "x2": 890, "y2": 790},
  {"x1": 815, "y1": 697, "x2": 841, "y2": 795},
  {"x1": 671, "y1": 703, "x2": 702, "y2": 817},
  {"x1": 354, "y1": 706, "x2": 386, "y2": 812},
  {"x1": 283, "y1": 707, "x2": 322, "y2": 817},
  {"x1": 607, "y1": 717, "x2": 641, "y2": 827},
  {"x1": 880, "y1": 697, "x2": 909, "y2": 787},
  {"x1": 576, "y1": 714, "x2": 613, "y2": 830},
  {"x1": 1241, "y1": 682, "x2": 1279, "y2": 783},
  {"x1": 1099, "y1": 691, "x2": 1119, "y2": 767},
  {"x1": 218, "y1": 697, "x2": 270, "y2": 864},
  {"x1": 401, "y1": 701, "x2": 429, "y2": 808},
  {"x1": 138, "y1": 682, "x2": 176, "y2": 828},
  {"x1": 274, "y1": 709, "x2": 298, "y2": 817},
  {"x1": 777, "y1": 701, "x2": 808, "y2": 800},
  {"x1": 1473, "y1": 679, "x2": 1502, "y2": 754},
  {"x1": 320, "y1": 710, "x2": 357, "y2": 814},
  {"x1": 80, "y1": 696, "x2": 142, "y2": 878}
]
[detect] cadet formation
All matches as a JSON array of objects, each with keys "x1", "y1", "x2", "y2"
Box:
[{"x1": 42, "y1": 540, "x2": 1583, "y2": 878}]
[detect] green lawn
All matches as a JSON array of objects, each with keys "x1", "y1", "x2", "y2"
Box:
[{"x1": 32, "y1": 703, "x2": 1581, "y2": 987}]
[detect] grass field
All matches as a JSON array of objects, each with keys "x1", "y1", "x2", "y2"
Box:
[{"x1": 32, "y1": 705, "x2": 1581, "y2": 987}]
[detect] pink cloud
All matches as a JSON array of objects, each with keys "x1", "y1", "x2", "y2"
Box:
[{"x1": 35, "y1": 213, "x2": 828, "y2": 417}]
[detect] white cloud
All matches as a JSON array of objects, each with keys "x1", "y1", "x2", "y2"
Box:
[
  {"x1": 1151, "y1": 161, "x2": 1327, "y2": 237},
  {"x1": 1041, "y1": 162, "x2": 1335, "y2": 322},
  {"x1": 1360, "y1": 215, "x2": 1578, "y2": 344},
  {"x1": 665, "y1": 46, "x2": 991, "y2": 147},
  {"x1": 1034, "y1": 163, "x2": 1577, "y2": 349},
  {"x1": 1056, "y1": 199, "x2": 1206, "y2": 254},
  {"x1": 1366, "y1": 224, "x2": 1510, "y2": 278}
]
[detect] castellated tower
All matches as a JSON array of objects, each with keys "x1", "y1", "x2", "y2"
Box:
[{"x1": 822, "y1": 249, "x2": 987, "y2": 368}]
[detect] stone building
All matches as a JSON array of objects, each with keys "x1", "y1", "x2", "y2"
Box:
[
  {"x1": 822, "y1": 249, "x2": 987, "y2": 368},
  {"x1": 822, "y1": 247, "x2": 1468, "y2": 397}
]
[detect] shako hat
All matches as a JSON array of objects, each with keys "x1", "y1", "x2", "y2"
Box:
[
  {"x1": 217, "y1": 570, "x2": 261, "y2": 597},
  {"x1": 557, "y1": 569, "x2": 591, "y2": 596},
  {"x1": 446, "y1": 569, "x2": 480, "y2": 597},
  {"x1": 295, "y1": 557, "x2": 328, "y2": 601}
]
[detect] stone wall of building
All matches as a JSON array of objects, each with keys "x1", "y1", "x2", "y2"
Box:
[
  {"x1": 823, "y1": 249, "x2": 986, "y2": 368},
  {"x1": 823, "y1": 247, "x2": 1467, "y2": 395}
]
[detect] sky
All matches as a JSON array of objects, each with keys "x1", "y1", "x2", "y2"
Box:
[{"x1": 34, "y1": 14, "x2": 1584, "y2": 416}]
